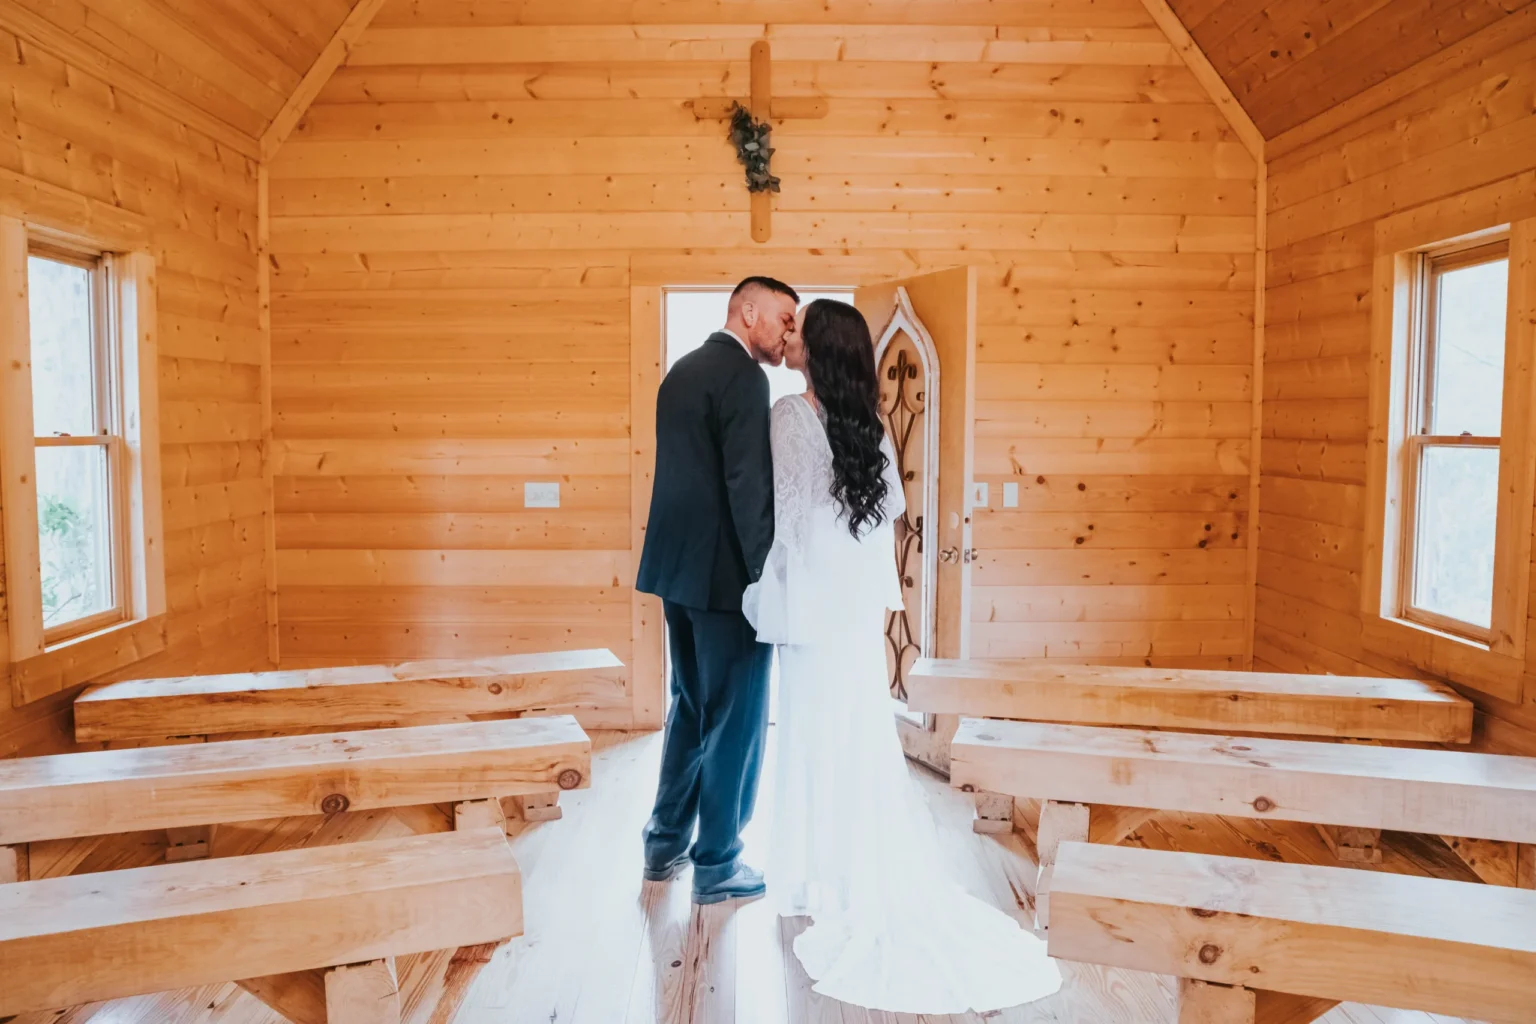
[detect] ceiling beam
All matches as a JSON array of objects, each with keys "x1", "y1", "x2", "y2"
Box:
[
  {"x1": 1137, "y1": 0, "x2": 1265, "y2": 162},
  {"x1": 260, "y1": 0, "x2": 390, "y2": 163}
]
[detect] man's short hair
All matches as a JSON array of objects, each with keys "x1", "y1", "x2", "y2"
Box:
[{"x1": 730, "y1": 275, "x2": 799, "y2": 304}]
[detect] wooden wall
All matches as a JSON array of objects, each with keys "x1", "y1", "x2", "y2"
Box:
[
  {"x1": 0, "y1": 26, "x2": 268, "y2": 757},
  {"x1": 267, "y1": 0, "x2": 1258, "y2": 722},
  {"x1": 1253, "y1": 27, "x2": 1536, "y2": 753}
]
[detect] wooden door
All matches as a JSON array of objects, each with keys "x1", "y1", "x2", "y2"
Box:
[{"x1": 855, "y1": 268, "x2": 977, "y2": 772}]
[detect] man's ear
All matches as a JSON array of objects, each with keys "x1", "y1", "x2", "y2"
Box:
[{"x1": 739, "y1": 300, "x2": 757, "y2": 327}]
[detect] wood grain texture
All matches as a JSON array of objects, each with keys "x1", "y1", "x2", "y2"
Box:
[
  {"x1": 72, "y1": 648, "x2": 624, "y2": 742},
  {"x1": 907, "y1": 658, "x2": 1474, "y2": 741},
  {"x1": 1049, "y1": 841, "x2": 1536, "y2": 1023},
  {"x1": 1166, "y1": 0, "x2": 1535, "y2": 139},
  {"x1": 0, "y1": 216, "x2": 42, "y2": 665},
  {"x1": 0, "y1": 715, "x2": 590, "y2": 843},
  {"x1": 952, "y1": 718, "x2": 1536, "y2": 843},
  {"x1": 2, "y1": 727, "x2": 1491, "y2": 1024},
  {"x1": 262, "y1": 0, "x2": 392, "y2": 161},
  {"x1": 0, "y1": 827, "x2": 521, "y2": 1016},
  {"x1": 0, "y1": 0, "x2": 376, "y2": 149}
]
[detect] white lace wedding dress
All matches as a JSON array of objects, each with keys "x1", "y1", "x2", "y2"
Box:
[{"x1": 742, "y1": 394, "x2": 1063, "y2": 1014}]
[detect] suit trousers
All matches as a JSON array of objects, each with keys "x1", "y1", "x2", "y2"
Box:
[{"x1": 642, "y1": 599, "x2": 773, "y2": 888}]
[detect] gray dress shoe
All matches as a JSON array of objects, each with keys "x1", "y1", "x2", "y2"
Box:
[
  {"x1": 642, "y1": 850, "x2": 691, "y2": 882},
  {"x1": 692, "y1": 863, "x2": 766, "y2": 905}
]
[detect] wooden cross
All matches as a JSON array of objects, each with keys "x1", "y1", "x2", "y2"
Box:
[{"x1": 689, "y1": 40, "x2": 828, "y2": 244}]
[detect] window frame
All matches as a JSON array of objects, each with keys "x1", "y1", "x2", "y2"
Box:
[
  {"x1": 1363, "y1": 188, "x2": 1536, "y2": 703},
  {"x1": 1395, "y1": 237, "x2": 1510, "y2": 644},
  {"x1": 0, "y1": 214, "x2": 166, "y2": 706},
  {"x1": 28, "y1": 242, "x2": 133, "y2": 646}
]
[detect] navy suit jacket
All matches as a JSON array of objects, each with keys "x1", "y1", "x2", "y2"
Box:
[{"x1": 636, "y1": 333, "x2": 774, "y2": 611}]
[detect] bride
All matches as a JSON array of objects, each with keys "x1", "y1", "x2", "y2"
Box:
[{"x1": 742, "y1": 299, "x2": 1063, "y2": 1014}]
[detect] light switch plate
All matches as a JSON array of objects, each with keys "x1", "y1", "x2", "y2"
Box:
[
  {"x1": 524, "y1": 481, "x2": 560, "y2": 508},
  {"x1": 971, "y1": 481, "x2": 989, "y2": 508},
  {"x1": 1003, "y1": 482, "x2": 1019, "y2": 508}
]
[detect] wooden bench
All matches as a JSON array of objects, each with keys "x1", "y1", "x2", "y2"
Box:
[
  {"x1": 73, "y1": 648, "x2": 625, "y2": 744},
  {"x1": 0, "y1": 827, "x2": 521, "y2": 1020},
  {"x1": 907, "y1": 659, "x2": 1474, "y2": 742},
  {"x1": 950, "y1": 717, "x2": 1536, "y2": 925},
  {"x1": 0, "y1": 715, "x2": 590, "y2": 878},
  {"x1": 72, "y1": 648, "x2": 618, "y2": 819},
  {"x1": 1047, "y1": 841, "x2": 1536, "y2": 1024},
  {"x1": 910, "y1": 658, "x2": 1473, "y2": 832}
]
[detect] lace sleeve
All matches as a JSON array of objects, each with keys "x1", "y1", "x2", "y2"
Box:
[
  {"x1": 770, "y1": 396, "x2": 823, "y2": 560},
  {"x1": 742, "y1": 397, "x2": 823, "y2": 644}
]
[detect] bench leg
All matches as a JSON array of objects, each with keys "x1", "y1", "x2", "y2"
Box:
[
  {"x1": 165, "y1": 825, "x2": 214, "y2": 863},
  {"x1": 1035, "y1": 799, "x2": 1089, "y2": 931},
  {"x1": 236, "y1": 970, "x2": 328, "y2": 1024},
  {"x1": 1253, "y1": 991, "x2": 1340, "y2": 1024},
  {"x1": 971, "y1": 791, "x2": 1014, "y2": 834},
  {"x1": 1, "y1": 843, "x2": 28, "y2": 883},
  {"x1": 1179, "y1": 979, "x2": 1255, "y2": 1024},
  {"x1": 1314, "y1": 824, "x2": 1381, "y2": 864},
  {"x1": 325, "y1": 958, "x2": 401, "y2": 1024},
  {"x1": 455, "y1": 798, "x2": 508, "y2": 833},
  {"x1": 1088, "y1": 804, "x2": 1155, "y2": 846},
  {"x1": 1442, "y1": 836, "x2": 1536, "y2": 888},
  {"x1": 509, "y1": 792, "x2": 562, "y2": 822}
]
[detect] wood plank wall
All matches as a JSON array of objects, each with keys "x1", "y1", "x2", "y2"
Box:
[
  {"x1": 267, "y1": 0, "x2": 1257, "y2": 720},
  {"x1": 0, "y1": 28, "x2": 268, "y2": 758},
  {"x1": 1255, "y1": 28, "x2": 1536, "y2": 754}
]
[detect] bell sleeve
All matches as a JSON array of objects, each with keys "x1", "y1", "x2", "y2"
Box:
[{"x1": 742, "y1": 397, "x2": 820, "y2": 645}]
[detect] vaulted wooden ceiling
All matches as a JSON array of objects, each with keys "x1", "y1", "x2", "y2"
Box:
[
  {"x1": 0, "y1": 0, "x2": 367, "y2": 141},
  {"x1": 1167, "y1": 0, "x2": 1534, "y2": 139},
  {"x1": 5, "y1": 0, "x2": 1532, "y2": 153}
]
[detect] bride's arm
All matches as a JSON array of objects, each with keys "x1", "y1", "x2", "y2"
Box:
[
  {"x1": 743, "y1": 398, "x2": 816, "y2": 643},
  {"x1": 769, "y1": 398, "x2": 817, "y2": 558}
]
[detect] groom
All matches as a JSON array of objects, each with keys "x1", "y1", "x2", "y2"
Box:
[{"x1": 636, "y1": 275, "x2": 800, "y2": 904}]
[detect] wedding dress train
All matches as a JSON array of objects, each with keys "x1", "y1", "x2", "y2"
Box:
[{"x1": 743, "y1": 394, "x2": 1062, "y2": 1014}]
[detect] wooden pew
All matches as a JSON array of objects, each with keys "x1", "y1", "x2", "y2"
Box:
[
  {"x1": 907, "y1": 658, "x2": 1472, "y2": 740},
  {"x1": 910, "y1": 658, "x2": 1474, "y2": 832},
  {"x1": 950, "y1": 718, "x2": 1536, "y2": 924},
  {"x1": 73, "y1": 649, "x2": 618, "y2": 817},
  {"x1": 1047, "y1": 841, "x2": 1536, "y2": 1024},
  {"x1": 74, "y1": 649, "x2": 624, "y2": 744},
  {"x1": 0, "y1": 716, "x2": 590, "y2": 866},
  {"x1": 0, "y1": 827, "x2": 521, "y2": 1019}
]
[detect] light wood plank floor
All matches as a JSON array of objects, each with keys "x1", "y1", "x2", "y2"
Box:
[{"x1": 8, "y1": 726, "x2": 1491, "y2": 1024}]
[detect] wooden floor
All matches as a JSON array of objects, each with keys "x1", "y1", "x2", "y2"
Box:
[{"x1": 7, "y1": 726, "x2": 1491, "y2": 1024}]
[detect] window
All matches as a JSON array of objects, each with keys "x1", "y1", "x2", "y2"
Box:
[
  {"x1": 1363, "y1": 185, "x2": 1536, "y2": 702},
  {"x1": 1399, "y1": 240, "x2": 1509, "y2": 640},
  {"x1": 28, "y1": 246, "x2": 128, "y2": 642},
  {"x1": 0, "y1": 214, "x2": 165, "y2": 706}
]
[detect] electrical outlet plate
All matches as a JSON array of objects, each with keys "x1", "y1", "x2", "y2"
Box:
[
  {"x1": 524, "y1": 481, "x2": 560, "y2": 508},
  {"x1": 1003, "y1": 482, "x2": 1019, "y2": 508}
]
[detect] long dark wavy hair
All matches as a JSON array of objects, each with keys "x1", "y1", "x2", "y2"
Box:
[{"x1": 801, "y1": 299, "x2": 890, "y2": 537}]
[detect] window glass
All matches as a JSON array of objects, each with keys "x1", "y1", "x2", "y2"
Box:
[
  {"x1": 1412, "y1": 444, "x2": 1498, "y2": 629},
  {"x1": 28, "y1": 255, "x2": 97, "y2": 437},
  {"x1": 35, "y1": 444, "x2": 116, "y2": 628}
]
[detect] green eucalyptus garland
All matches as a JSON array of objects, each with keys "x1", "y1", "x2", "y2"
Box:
[{"x1": 728, "y1": 102, "x2": 780, "y2": 194}]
